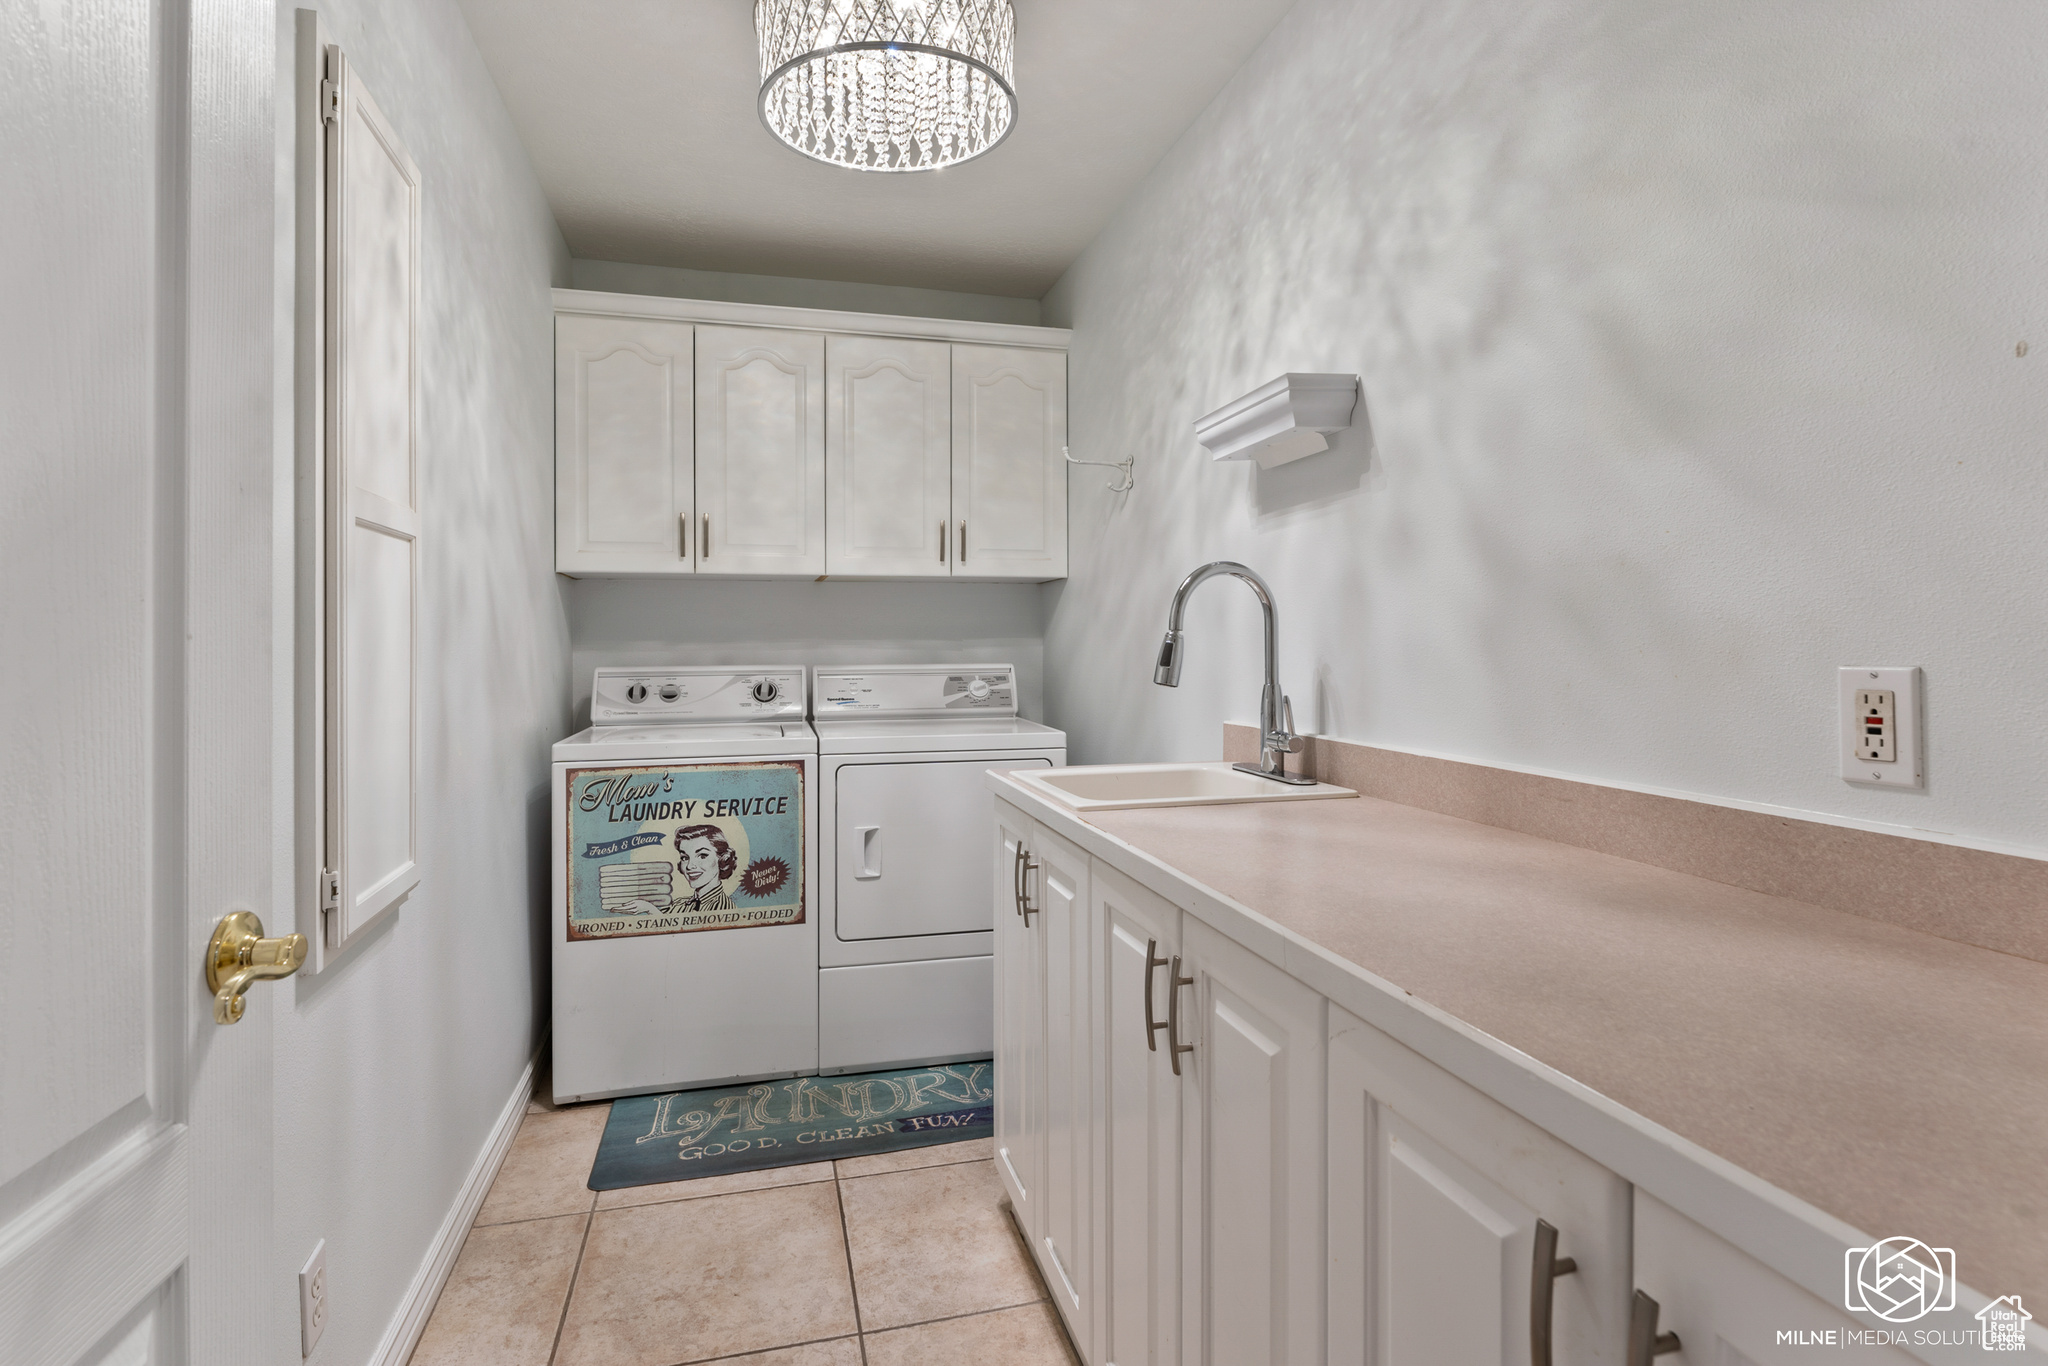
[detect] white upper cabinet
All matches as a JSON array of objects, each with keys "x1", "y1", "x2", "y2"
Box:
[
  {"x1": 952, "y1": 343, "x2": 1068, "y2": 579},
  {"x1": 827, "y1": 334, "x2": 952, "y2": 577},
  {"x1": 695, "y1": 325, "x2": 826, "y2": 577},
  {"x1": 555, "y1": 315, "x2": 694, "y2": 575},
  {"x1": 553, "y1": 294, "x2": 1068, "y2": 579}
]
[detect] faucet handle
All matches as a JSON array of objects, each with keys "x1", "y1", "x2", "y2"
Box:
[{"x1": 1268, "y1": 696, "x2": 1306, "y2": 754}]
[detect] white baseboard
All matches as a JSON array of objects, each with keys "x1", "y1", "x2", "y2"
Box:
[{"x1": 367, "y1": 1030, "x2": 547, "y2": 1366}]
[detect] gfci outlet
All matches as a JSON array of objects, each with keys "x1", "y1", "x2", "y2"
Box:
[
  {"x1": 1839, "y1": 667, "x2": 1923, "y2": 789},
  {"x1": 299, "y1": 1239, "x2": 328, "y2": 1356}
]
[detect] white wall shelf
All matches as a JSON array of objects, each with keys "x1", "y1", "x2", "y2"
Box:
[{"x1": 1194, "y1": 372, "x2": 1359, "y2": 468}]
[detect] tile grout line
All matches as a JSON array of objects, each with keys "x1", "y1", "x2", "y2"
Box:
[
  {"x1": 657, "y1": 1331, "x2": 866, "y2": 1366},
  {"x1": 544, "y1": 1200, "x2": 598, "y2": 1366},
  {"x1": 831, "y1": 1170, "x2": 870, "y2": 1366},
  {"x1": 861, "y1": 1296, "x2": 1058, "y2": 1339}
]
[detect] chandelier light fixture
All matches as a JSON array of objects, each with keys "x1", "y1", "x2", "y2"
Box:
[{"x1": 756, "y1": 0, "x2": 1018, "y2": 173}]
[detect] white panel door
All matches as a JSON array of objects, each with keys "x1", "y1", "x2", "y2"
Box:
[
  {"x1": 826, "y1": 334, "x2": 951, "y2": 577},
  {"x1": 555, "y1": 315, "x2": 693, "y2": 575},
  {"x1": 1178, "y1": 917, "x2": 1326, "y2": 1366},
  {"x1": 1095, "y1": 862, "x2": 1182, "y2": 1366},
  {"x1": 1633, "y1": 1193, "x2": 1929, "y2": 1366},
  {"x1": 696, "y1": 325, "x2": 825, "y2": 577},
  {"x1": 324, "y1": 49, "x2": 423, "y2": 952},
  {"x1": 992, "y1": 802, "x2": 1045, "y2": 1236},
  {"x1": 0, "y1": 1, "x2": 278, "y2": 1361},
  {"x1": 1327, "y1": 1006, "x2": 1632, "y2": 1366},
  {"x1": 1031, "y1": 821, "x2": 1094, "y2": 1346},
  {"x1": 835, "y1": 758, "x2": 1050, "y2": 940},
  {"x1": 951, "y1": 344, "x2": 1067, "y2": 580}
]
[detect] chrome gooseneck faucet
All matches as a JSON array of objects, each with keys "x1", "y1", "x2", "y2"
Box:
[{"x1": 1153, "y1": 561, "x2": 1315, "y2": 785}]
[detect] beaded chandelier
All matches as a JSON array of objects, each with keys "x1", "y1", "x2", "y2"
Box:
[{"x1": 756, "y1": 0, "x2": 1017, "y2": 172}]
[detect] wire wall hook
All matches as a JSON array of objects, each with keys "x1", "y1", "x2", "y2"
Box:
[{"x1": 1063, "y1": 446, "x2": 1135, "y2": 493}]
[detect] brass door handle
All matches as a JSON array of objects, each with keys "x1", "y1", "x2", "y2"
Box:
[{"x1": 206, "y1": 910, "x2": 307, "y2": 1024}]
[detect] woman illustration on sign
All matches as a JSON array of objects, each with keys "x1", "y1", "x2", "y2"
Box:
[{"x1": 670, "y1": 823, "x2": 736, "y2": 914}]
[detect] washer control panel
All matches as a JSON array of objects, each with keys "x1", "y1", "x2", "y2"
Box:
[
  {"x1": 591, "y1": 667, "x2": 806, "y2": 725},
  {"x1": 812, "y1": 664, "x2": 1017, "y2": 717}
]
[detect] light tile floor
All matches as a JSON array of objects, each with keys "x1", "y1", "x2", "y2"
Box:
[{"x1": 408, "y1": 1067, "x2": 1077, "y2": 1366}]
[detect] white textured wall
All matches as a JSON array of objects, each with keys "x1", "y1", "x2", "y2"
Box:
[
  {"x1": 269, "y1": 2, "x2": 571, "y2": 1362},
  {"x1": 568, "y1": 579, "x2": 1047, "y2": 723},
  {"x1": 1043, "y1": 0, "x2": 2048, "y2": 853}
]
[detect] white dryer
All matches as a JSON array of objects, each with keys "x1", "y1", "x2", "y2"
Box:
[
  {"x1": 551, "y1": 666, "x2": 817, "y2": 1103},
  {"x1": 811, "y1": 664, "x2": 1065, "y2": 1074}
]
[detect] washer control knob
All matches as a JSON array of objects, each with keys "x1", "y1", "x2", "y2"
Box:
[
  {"x1": 967, "y1": 678, "x2": 992, "y2": 701},
  {"x1": 625, "y1": 682, "x2": 648, "y2": 704},
  {"x1": 751, "y1": 679, "x2": 780, "y2": 703},
  {"x1": 658, "y1": 683, "x2": 681, "y2": 702}
]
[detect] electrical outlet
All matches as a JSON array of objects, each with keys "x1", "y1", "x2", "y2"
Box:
[
  {"x1": 1839, "y1": 667, "x2": 1923, "y2": 788},
  {"x1": 299, "y1": 1240, "x2": 328, "y2": 1357}
]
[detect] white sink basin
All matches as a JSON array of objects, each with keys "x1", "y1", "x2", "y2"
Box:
[{"x1": 1010, "y1": 762, "x2": 1356, "y2": 811}]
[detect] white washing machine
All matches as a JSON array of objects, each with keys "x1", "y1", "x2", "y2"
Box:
[
  {"x1": 811, "y1": 664, "x2": 1065, "y2": 1074},
  {"x1": 552, "y1": 666, "x2": 817, "y2": 1103}
]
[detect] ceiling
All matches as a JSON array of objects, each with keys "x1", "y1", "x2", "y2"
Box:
[{"x1": 457, "y1": 0, "x2": 1299, "y2": 298}]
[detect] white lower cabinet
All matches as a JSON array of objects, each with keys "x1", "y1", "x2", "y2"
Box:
[
  {"x1": 1328, "y1": 1006, "x2": 1632, "y2": 1366},
  {"x1": 993, "y1": 802, "x2": 1043, "y2": 1236},
  {"x1": 1092, "y1": 862, "x2": 1182, "y2": 1366},
  {"x1": 1178, "y1": 916, "x2": 1327, "y2": 1366},
  {"x1": 991, "y1": 814, "x2": 1902, "y2": 1366},
  {"x1": 1633, "y1": 1194, "x2": 1919, "y2": 1366},
  {"x1": 1033, "y1": 820, "x2": 1096, "y2": 1346}
]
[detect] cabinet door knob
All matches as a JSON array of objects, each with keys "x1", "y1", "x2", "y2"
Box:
[
  {"x1": 1165, "y1": 956, "x2": 1195, "y2": 1075},
  {"x1": 1628, "y1": 1290, "x2": 1681, "y2": 1366},
  {"x1": 1531, "y1": 1218, "x2": 1578, "y2": 1366},
  {"x1": 1142, "y1": 938, "x2": 1170, "y2": 1051}
]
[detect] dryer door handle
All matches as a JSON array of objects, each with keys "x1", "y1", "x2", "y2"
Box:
[{"x1": 854, "y1": 825, "x2": 883, "y2": 880}]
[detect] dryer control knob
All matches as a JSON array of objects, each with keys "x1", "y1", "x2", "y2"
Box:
[
  {"x1": 751, "y1": 680, "x2": 780, "y2": 703},
  {"x1": 625, "y1": 682, "x2": 648, "y2": 704},
  {"x1": 967, "y1": 678, "x2": 992, "y2": 701}
]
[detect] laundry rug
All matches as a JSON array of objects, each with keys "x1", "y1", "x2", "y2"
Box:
[{"x1": 588, "y1": 1062, "x2": 994, "y2": 1190}]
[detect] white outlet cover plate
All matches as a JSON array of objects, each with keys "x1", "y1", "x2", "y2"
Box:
[
  {"x1": 300, "y1": 1239, "x2": 328, "y2": 1357},
  {"x1": 1839, "y1": 666, "x2": 1923, "y2": 789}
]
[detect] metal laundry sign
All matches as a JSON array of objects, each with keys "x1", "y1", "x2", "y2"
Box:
[{"x1": 565, "y1": 761, "x2": 804, "y2": 941}]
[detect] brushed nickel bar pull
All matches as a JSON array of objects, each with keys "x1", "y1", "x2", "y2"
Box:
[
  {"x1": 680, "y1": 513, "x2": 690, "y2": 559},
  {"x1": 958, "y1": 519, "x2": 967, "y2": 562},
  {"x1": 702, "y1": 513, "x2": 710, "y2": 559},
  {"x1": 1165, "y1": 956, "x2": 1195, "y2": 1076},
  {"x1": 1019, "y1": 852, "x2": 1039, "y2": 924},
  {"x1": 1531, "y1": 1219, "x2": 1578, "y2": 1366},
  {"x1": 1142, "y1": 938, "x2": 1170, "y2": 1051},
  {"x1": 940, "y1": 520, "x2": 947, "y2": 563},
  {"x1": 1012, "y1": 842, "x2": 1025, "y2": 917},
  {"x1": 1628, "y1": 1290, "x2": 1681, "y2": 1366}
]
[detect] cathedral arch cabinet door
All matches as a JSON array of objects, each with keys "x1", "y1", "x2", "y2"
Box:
[
  {"x1": 1029, "y1": 819, "x2": 1097, "y2": 1350},
  {"x1": 696, "y1": 325, "x2": 826, "y2": 577},
  {"x1": 555, "y1": 315, "x2": 694, "y2": 574},
  {"x1": 1092, "y1": 861, "x2": 1182, "y2": 1366},
  {"x1": 1327, "y1": 1005, "x2": 1632, "y2": 1366},
  {"x1": 951, "y1": 344, "x2": 1067, "y2": 580},
  {"x1": 826, "y1": 334, "x2": 952, "y2": 576},
  {"x1": 1176, "y1": 916, "x2": 1327, "y2": 1366},
  {"x1": 993, "y1": 801, "x2": 1046, "y2": 1241}
]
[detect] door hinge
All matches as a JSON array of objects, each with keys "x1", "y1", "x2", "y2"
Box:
[{"x1": 319, "y1": 77, "x2": 341, "y2": 124}]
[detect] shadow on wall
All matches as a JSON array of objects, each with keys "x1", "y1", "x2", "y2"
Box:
[{"x1": 564, "y1": 577, "x2": 1051, "y2": 721}]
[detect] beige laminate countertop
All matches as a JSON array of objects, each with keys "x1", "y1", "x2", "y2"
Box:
[{"x1": 1076, "y1": 793, "x2": 2048, "y2": 1307}]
